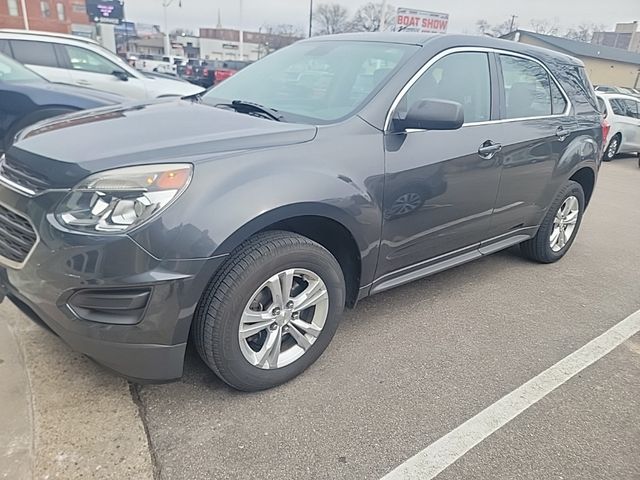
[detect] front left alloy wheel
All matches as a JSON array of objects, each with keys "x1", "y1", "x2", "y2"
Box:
[{"x1": 193, "y1": 231, "x2": 345, "y2": 391}]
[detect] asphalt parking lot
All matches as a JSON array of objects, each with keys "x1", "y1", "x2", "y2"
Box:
[
  {"x1": 2, "y1": 155, "x2": 638, "y2": 480},
  {"x1": 136, "y1": 155, "x2": 639, "y2": 480}
]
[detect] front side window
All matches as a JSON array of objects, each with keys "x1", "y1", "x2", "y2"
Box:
[
  {"x1": 202, "y1": 41, "x2": 419, "y2": 124},
  {"x1": 10, "y1": 40, "x2": 58, "y2": 68},
  {"x1": 63, "y1": 45, "x2": 121, "y2": 75},
  {"x1": 500, "y1": 55, "x2": 552, "y2": 119},
  {"x1": 40, "y1": 0, "x2": 51, "y2": 17},
  {"x1": 7, "y1": 0, "x2": 18, "y2": 16},
  {"x1": 609, "y1": 98, "x2": 626, "y2": 116},
  {"x1": 398, "y1": 51, "x2": 492, "y2": 124}
]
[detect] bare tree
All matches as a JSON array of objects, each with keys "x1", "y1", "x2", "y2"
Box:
[
  {"x1": 350, "y1": 2, "x2": 396, "y2": 32},
  {"x1": 476, "y1": 19, "x2": 491, "y2": 35},
  {"x1": 314, "y1": 3, "x2": 350, "y2": 35},
  {"x1": 565, "y1": 23, "x2": 604, "y2": 42},
  {"x1": 476, "y1": 17, "x2": 518, "y2": 37},
  {"x1": 260, "y1": 24, "x2": 304, "y2": 55},
  {"x1": 530, "y1": 18, "x2": 560, "y2": 36}
]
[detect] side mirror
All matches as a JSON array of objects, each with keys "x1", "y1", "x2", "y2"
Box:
[
  {"x1": 397, "y1": 98, "x2": 464, "y2": 131},
  {"x1": 112, "y1": 70, "x2": 129, "y2": 82}
]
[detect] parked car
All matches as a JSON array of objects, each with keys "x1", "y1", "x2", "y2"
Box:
[
  {"x1": 0, "y1": 30, "x2": 204, "y2": 99},
  {"x1": 595, "y1": 85, "x2": 640, "y2": 98},
  {"x1": 179, "y1": 59, "x2": 250, "y2": 88},
  {"x1": 596, "y1": 93, "x2": 640, "y2": 161},
  {"x1": 0, "y1": 52, "x2": 120, "y2": 153},
  {"x1": 0, "y1": 33, "x2": 602, "y2": 391},
  {"x1": 135, "y1": 54, "x2": 185, "y2": 75}
]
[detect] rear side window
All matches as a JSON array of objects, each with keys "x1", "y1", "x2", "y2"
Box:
[
  {"x1": 550, "y1": 80, "x2": 567, "y2": 115},
  {"x1": 557, "y1": 65, "x2": 598, "y2": 114},
  {"x1": 0, "y1": 39, "x2": 12, "y2": 57},
  {"x1": 622, "y1": 99, "x2": 639, "y2": 119},
  {"x1": 500, "y1": 55, "x2": 553, "y2": 119},
  {"x1": 10, "y1": 40, "x2": 59, "y2": 68},
  {"x1": 400, "y1": 51, "x2": 492, "y2": 123}
]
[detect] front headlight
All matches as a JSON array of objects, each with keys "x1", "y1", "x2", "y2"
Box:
[{"x1": 56, "y1": 164, "x2": 192, "y2": 233}]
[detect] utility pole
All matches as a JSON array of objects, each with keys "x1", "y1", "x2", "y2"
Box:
[
  {"x1": 308, "y1": 0, "x2": 313, "y2": 37},
  {"x1": 19, "y1": 0, "x2": 29, "y2": 29},
  {"x1": 509, "y1": 14, "x2": 518, "y2": 33},
  {"x1": 239, "y1": 0, "x2": 244, "y2": 61}
]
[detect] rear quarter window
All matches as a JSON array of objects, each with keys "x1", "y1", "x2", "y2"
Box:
[
  {"x1": 0, "y1": 39, "x2": 12, "y2": 57},
  {"x1": 556, "y1": 65, "x2": 598, "y2": 114}
]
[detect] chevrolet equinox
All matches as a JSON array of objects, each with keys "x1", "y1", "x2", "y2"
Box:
[{"x1": 0, "y1": 34, "x2": 603, "y2": 391}]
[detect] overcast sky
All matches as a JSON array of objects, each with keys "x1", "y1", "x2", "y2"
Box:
[{"x1": 123, "y1": 0, "x2": 638, "y2": 35}]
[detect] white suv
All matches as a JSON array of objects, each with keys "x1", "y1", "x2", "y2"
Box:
[
  {"x1": 0, "y1": 30, "x2": 204, "y2": 100},
  {"x1": 597, "y1": 93, "x2": 640, "y2": 161}
]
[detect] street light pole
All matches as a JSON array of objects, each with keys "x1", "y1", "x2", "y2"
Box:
[
  {"x1": 19, "y1": 0, "x2": 29, "y2": 29},
  {"x1": 239, "y1": 0, "x2": 244, "y2": 60},
  {"x1": 162, "y1": 0, "x2": 182, "y2": 56},
  {"x1": 308, "y1": 0, "x2": 313, "y2": 38}
]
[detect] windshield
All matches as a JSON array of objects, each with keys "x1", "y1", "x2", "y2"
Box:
[
  {"x1": 202, "y1": 40, "x2": 419, "y2": 123},
  {"x1": 0, "y1": 52, "x2": 45, "y2": 83}
]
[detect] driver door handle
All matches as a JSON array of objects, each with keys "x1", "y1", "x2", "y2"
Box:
[
  {"x1": 477, "y1": 141, "x2": 502, "y2": 159},
  {"x1": 76, "y1": 79, "x2": 91, "y2": 86}
]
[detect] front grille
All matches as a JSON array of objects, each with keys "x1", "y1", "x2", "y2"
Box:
[
  {"x1": 0, "y1": 205, "x2": 37, "y2": 265},
  {"x1": 0, "y1": 155, "x2": 51, "y2": 194}
]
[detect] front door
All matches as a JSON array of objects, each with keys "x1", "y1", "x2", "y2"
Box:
[
  {"x1": 377, "y1": 51, "x2": 502, "y2": 281},
  {"x1": 56, "y1": 44, "x2": 148, "y2": 99}
]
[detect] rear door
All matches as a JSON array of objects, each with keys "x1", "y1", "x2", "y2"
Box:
[
  {"x1": 485, "y1": 53, "x2": 577, "y2": 239},
  {"x1": 8, "y1": 39, "x2": 73, "y2": 84}
]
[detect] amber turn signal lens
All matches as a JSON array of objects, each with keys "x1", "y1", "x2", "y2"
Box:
[{"x1": 155, "y1": 168, "x2": 191, "y2": 189}]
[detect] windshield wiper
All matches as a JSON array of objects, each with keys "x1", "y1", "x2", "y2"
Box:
[{"x1": 215, "y1": 100, "x2": 284, "y2": 121}]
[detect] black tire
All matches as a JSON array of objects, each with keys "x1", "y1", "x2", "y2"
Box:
[
  {"x1": 3, "y1": 108, "x2": 77, "y2": 151},
  {"x1": 520, "y1": 180, "x2": 585, "y2": 264},
  {"x1": 603, "y1": 134, "x2": 621, "y2": 162},
  {"x1": 193, "y1": 231, "x2": 346, "y2": 391}
]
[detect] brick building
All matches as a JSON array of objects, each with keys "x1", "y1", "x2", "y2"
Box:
[{"x1": 0, "y1": 0, "x2": 93, "y2": 36}]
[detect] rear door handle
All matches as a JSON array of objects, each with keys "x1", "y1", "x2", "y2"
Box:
[
  {"x1": 477, "y1": 141, "x2": 502, "y2": 159},
  {"x1": 76, "y1": 79, "x2": 91, "y2": 86},
  {"x1": 556, "y1": 126, "x2": 570, "y2": 141}
]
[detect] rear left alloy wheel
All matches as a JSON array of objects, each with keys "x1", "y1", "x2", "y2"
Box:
[
  {"x1": 193, "y1": 231, "x2": 345, "y2": 391},
  {"x1": 520, "y1": 180, "x2": 585, "y2": 263}
]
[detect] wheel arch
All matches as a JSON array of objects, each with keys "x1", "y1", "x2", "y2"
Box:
[
  {"x1": 569, "y1": 166, "x2": 596, "y2": 207},
  {"x1": 213, "y1": 204, "x2": 367, "y2": 308}
]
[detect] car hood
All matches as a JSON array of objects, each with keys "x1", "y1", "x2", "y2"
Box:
[
  {"x1": 10, "y1": 99, "x2": 317, "y2": 188},
  {"x1": 140, "y1": 73, "x2": 205, "y2": 97}
]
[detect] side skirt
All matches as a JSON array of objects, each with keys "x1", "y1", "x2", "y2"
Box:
[{"x1": 369, "y1": 228, "x2": 536, "y2": 296}]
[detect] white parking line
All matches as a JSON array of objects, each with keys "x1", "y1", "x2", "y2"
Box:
[{"x1": 381, "y1": 308, "x2": 640, "y2": 480}]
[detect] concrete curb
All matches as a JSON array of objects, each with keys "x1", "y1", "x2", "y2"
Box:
[{"x1": 2, "y1": 301, "x2": 155, "y2": 479}]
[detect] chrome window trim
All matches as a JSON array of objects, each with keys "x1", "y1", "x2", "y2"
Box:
[
  {"x1": 384, "y1": 46, "x2": 572, "y2": 132},
  {"x1": 0, "y1": 201, "x2": 40, "y2": 270}
]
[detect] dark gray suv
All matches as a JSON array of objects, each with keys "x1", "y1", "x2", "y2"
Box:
[{"x1": 0, "y1": 34, "x2": 603, "y2": 391}]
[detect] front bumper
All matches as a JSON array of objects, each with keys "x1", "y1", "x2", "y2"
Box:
[{"x1": 0, "y1": 183, "x2": 224, "y2": 382}]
